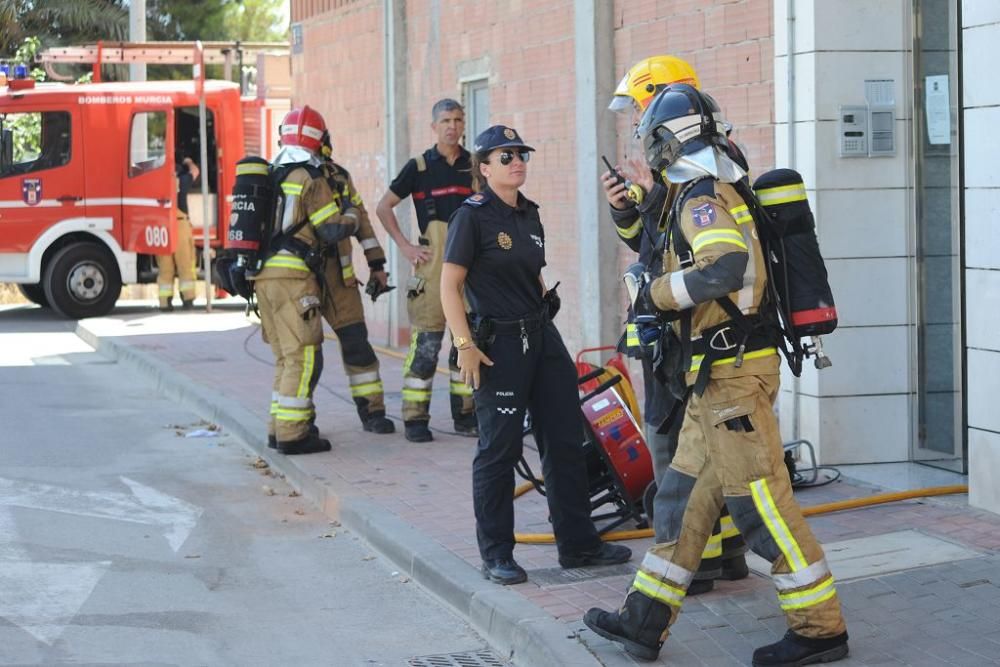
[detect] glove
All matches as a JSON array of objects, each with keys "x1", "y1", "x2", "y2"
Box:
[{"x1": 636, "y1": 280, "x2": 679, "y2": 323}]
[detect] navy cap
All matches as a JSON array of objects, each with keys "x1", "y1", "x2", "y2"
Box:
[{"x1": 472, "y1": 125, "x2": 535, "y2": 154}]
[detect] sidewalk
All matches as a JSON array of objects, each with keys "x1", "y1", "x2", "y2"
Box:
[{"x1": 77, "y1": 306, "x2": 1000, "y2": 666}]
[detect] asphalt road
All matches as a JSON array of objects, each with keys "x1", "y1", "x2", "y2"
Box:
[{"x1": 0, "y1": 305, "x2": 494, "y2": 667}]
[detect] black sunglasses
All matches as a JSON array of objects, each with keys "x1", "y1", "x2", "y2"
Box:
[{"x1": 491, "y1": 149, "x2": 531, "y2": 166}]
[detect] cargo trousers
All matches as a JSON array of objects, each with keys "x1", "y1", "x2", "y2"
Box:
[{"x1": 156, "y1": 210, "x2": 197, "y2": 307}]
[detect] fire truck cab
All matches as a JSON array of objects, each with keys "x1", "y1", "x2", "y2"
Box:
[{"x1": 0, "y1": 79, "x2": 243, "y2": 318}]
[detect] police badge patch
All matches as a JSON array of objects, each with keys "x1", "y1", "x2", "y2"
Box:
[
  {"x1": 691, "y1": 202, "x2": 716, "y2": 227},
  {"x1": 21, "y1": 178, "x2": 42, "y2": 206},
  {"x1": 497, "y1": 232, "x2": 513, "y2": 250}
]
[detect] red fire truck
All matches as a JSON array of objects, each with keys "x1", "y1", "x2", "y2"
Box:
[{"x1": 0, "y1": 42, "x2": 289, "y2": 318}]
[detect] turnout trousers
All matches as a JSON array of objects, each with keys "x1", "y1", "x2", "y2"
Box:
[
  {"x1": 156, "y1": 210, "x2": 197, "y2": 307},
  {"x1": 634, "y1": 373, "x2": 846, "y2": 642},
  {"x1": 472, "y1": 319, "x2": 602, "y2": 561},
  {"x1": 257, "y1": 277, "x2": 325, "y2": 444},
  {"x1": 402, "y1": 220, "x2": 475, "y2": 423}
]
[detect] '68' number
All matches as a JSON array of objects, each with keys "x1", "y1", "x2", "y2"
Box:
[{"x1": 145, "y1": 225, "x2": 170, "y2": 248}]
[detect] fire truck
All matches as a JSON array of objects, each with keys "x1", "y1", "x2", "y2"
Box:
[{"x1": 0, "y1": 42, "x2": 289, "y2": 318}]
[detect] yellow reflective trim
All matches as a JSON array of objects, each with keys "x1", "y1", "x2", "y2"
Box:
[
  {"x1": 297, "y1": 345, "x2": 315, "y2": 399},
  {"x1": 701, "y1": 533, "x2": 723, "y2": 559},
  {"x1": 263, "y1": 255, "x2": 311, "y2": 272},
  {"x1": 403, "y1": 332, "x2": 418, "y2": 375},
  {"x1": 689, "y1": 347, "x2": 777, "y2": 372},
  {"x1": 309, "y1": 201, "x2": 340, "y2": 226},
  {"x1": 757, "y1": 183, "x2": 807, "y2": 206},
  {"x1": 158, "y1": 286, "x2": 174, "y2": 296},
  {"x1": 632, "y1": 571, "x2": 686, "y2": 608},
  {"x1": 402, "y1": 388, "x2": 431, "y2": 402},
  {"x1": 351, "y1": 192, "x2": 363, "y2": 206},
  {"x1": 720, "y1": 515, "x2": 740, "y2": 539},
  {"x1": 350, "y1": 381, "x2": 383, "y2": 397},
  {"x1": 449, "y1": 381, "x2": 474, "y2": 397},
  {"x1": 617, "y1": 219, "x2": 642, "y2": 240},
  {"x1": 270, "y1": 402, "x2": 279, "y2": 415},
  {"x1": 275, "y1": 408, "x2": 312, "y2": 421},
  {"x1": 691, "y1": 229, "x2": 748, "y2": 254},
  {"x1": 236, "y1": 163, "x2": 270, "y2": 176},
  {"x1": 342, "y1": 265, "x2": 355, "y2": 280},
  {"x1": 728, "y1": 204, "x2": 753, "y2": 225},
  {"x1": 750, "y1": 477, "x2": 808, "y2": 571},
  {"x1": 778, "y1": 577, "x2": 837, "y2": 610},
  {"x1": 281, "y1": 182, "x2": 304, "y2": 195}
]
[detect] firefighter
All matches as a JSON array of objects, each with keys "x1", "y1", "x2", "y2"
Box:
[
  {"x1": 157, "y1": 156, "x2": 199, "y2": 311},
  {"x1": 603, "y1": 55, "x2": 748, "y2": 594},
  {"x1": 375, "y1": 98, "x2": 477, "y2": 443},
  {"x1": 317, "y1": 133, "x2": 394, "y2": 434},
  {"x1": 440, "y1": 125, "x2": 632, "y2": 585},
  {"x1": 254, "y1": 106, "x2": 361, "y2": 456},
  {"x1": 584, "y1": 86, "x2": 848, "y2": 666}
]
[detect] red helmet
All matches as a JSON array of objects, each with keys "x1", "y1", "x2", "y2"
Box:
[{"x1": 279, "y1": 106, "x2": 327, "y2": 153}]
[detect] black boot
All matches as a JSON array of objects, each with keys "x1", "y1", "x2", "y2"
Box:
[
  {"x1": 559, "y1": 542, "x2": 632, "y2": 568},
  {"x1": 269, "y1": 424, "x2": 318, "y2": 449},
  {"x1": 181, "y1": 298, "x2": 195, "y2": 310},
  {"x1": 159, "y1": 302, "x2": 174, "y2": 313},
  {"x1": 481, "y1": 558, "x2": 527, "y2": 585},
  {"x1": 277, "y1": 432, "x2": 331, "y2": 455},
  {"x1": 687, "y1": 578, "x2": 715, "y2": 595},
  {"x1": 404, "y1": 420, "x2": 433, "y2": 443},
  {"x1": 363, "y1": 412, "x2": 395, "y2": 434},
  {"x1": 752, "y1": 630, "x2": 849, "y2": 667},
  {"x1": 453, "y1": 413, "x2": 478, "y2": 437},
  {"x1": 583, "y1": 591, "x2": 672, "y2": 662},
  {"x1": 721, "y1": 553, "x2": 750, "y2": 580}
]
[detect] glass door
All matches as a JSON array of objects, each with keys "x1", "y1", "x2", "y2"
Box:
[{"x1": 911, "y1": 0, "x2": 965, "y2": 472}]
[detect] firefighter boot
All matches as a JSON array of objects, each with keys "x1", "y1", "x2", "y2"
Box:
[
  {"x1": 721, "y1": 553, "x2": 750, "y2": 580},
  {"x1": 752, "y1": 630, "x2": 849, "y2": 667},
  {"x1": 363, "y1": 413, "x2": 395, "y2": 434},
  {"x1": 453, "y1": 412, "x2": 479, "y2": 437},
  {"x1": 269, "y1": 424, "x2": 319, "y2": 449},
  {"x1": 404, "y1": 419, "x2": 433, "y2": 443},
  {"x1": 277, "y1": 431, "x2": 331, "y2": 456},
  {"x1": 181, "y1": 298, "x2": 195, "y2": 310},
  {"x1": 583, "y1": 591, "x2": 672, "y2": 662}
]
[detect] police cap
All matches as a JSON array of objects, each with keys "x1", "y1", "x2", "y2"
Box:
[{"x1": 472, "y1": 125, "x2": 535, "y2": 154}]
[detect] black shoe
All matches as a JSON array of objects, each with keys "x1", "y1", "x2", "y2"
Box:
[
  {"x1": 721, "y1": 554, "x2": 750, "y2": 581},
  {"x1": 277, "y1": 433, "x2": 332, "y2": 455},
  {"x1": 159, "y1": 303, "x2": 174, "y2": 313},
  {"x1": 481, "y1": 558, "x2": 527, "y2": 585},
  {"x1": 453, "y1": 415, "x2": 478, "y2": 437},
  {"x1": 181, "y1": 299, "x2": 195, "y2": 310},
  {"x1": 363, "y1": 414, "x2": 395, "y2": 434},
  {"x1": 752, "y1": 630, "x2": 849, "y2": 667},
  {"x1": 559, "y1": 542, "x2": 632, "y2": 568},
  {"x1": 687, "y1": 578, "x2": 715, "y2": 596},
  {"x1": 269, "y1": 424, "x2": 318, "y2": 449},
  {"x1": 583, "y1": 591, "x2": 670, "y2": 662},
  {"x1": 404, "y1": 420, "x2": 433, "y2": 443}
]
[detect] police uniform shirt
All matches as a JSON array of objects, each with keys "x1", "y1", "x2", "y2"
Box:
[
  {"x1": 388, "y1": 146, "x2": 472, "y2": 234},
  {"x1": 444, "y1": 187, "x2": 546, "y2": 320}
]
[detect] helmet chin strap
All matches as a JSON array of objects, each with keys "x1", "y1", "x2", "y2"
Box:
[{"x1": 663, "y1": 145, "x2": 745, "y2": 184}]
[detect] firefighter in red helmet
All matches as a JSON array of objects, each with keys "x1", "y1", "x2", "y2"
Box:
[{"x1": 253, "y1": 106, "x2": 363, "y2": 455}]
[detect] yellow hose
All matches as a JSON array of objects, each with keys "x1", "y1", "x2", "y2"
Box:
[{"x1": 513, "y1": 484, "x2": 969, "y2": 544}]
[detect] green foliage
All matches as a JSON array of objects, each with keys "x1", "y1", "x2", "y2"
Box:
[{"x1": 225, "y1": 0, "x2": 288, "y2": 42}]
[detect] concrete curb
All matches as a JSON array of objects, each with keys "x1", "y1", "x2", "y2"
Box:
[{"x1": 77, "y1": 322, "x2": 602, "y2": 667}]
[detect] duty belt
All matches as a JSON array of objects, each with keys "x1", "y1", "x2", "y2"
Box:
[
  {"x1": 470, "y1": 308, "x2": 548, "y2": 355},
  {"x1": 688, "y1": 317, "x2": 777, "y2": 395}
]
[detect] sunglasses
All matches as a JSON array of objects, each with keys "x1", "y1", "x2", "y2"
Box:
[{"x1": 492, "y1": 149, "x2": 531, "y2": 166}]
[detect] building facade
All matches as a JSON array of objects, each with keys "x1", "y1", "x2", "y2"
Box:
[{"x1": 289, "y1": 0, "x2": 996, "y2": 514}]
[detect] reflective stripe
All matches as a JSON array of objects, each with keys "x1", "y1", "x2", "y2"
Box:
[
  {"x1": 402, "y1": 388, "x2": 431, "y2": 402},
  {"x1": 237, "y1": 163, "x2": 270, "y2": 176},
  {"x1": 450, "y1": 381, "x2": 474, "y2": 397},
  {"x1": 339, "y1": 255, "x2": 352, "y2": 265},
  {"x1": 280, "y1": 195, "x2": 297, "y2": 231},
  {"x1": 736, "y1": 219, "x2": 756, "y2": 311},
  {"x1": 702, "y1": 533, "x2": 722, "y2": 559},
  {"x1": 178, "y1": 280, "x2": 196, "y2": 290},
  {"x1": 757, "y1": 183, "x2": 807, "y2": 206},
  {"x1": 640, "y1": 553, "x2": 696, "y2": 589},
  {"x1": 625, "y1": 322, "x2": 640, "y2": 348},
  {"x1": 350, "y1": 381, "x2": 383, "y2": 397},
  {"x1": 729, "y1": 204, "x2": 753, "y2": 225},
  {"x1": 617, "y1": 219, "x2": 642, "y2": 240},
  {"x1": 689, "y1": 347, "x2": 777, "y2": 372},
  {"x1": 361, "y1": 238, "x2": 380, "y2": 250},
  {"x1": 342, "y1": 265, "x2": 355, "y2": 280},
  {"x1": 277, "y1": 395, "x2": 312, "y2": 409},
  {"x1": 404, "y1": 376, "x2": 433, "y2": 389},
  {"x1": 310, "y1": 201, "x2": 340, "y2": 226},
  {"x1": 632, "y1": 570, "x2": 686, "y2": 608},
  {"x1": 691, "y1": 229, "x2": 748, "y2": 254},
  {"x1": 750, "y1": 477, "x2": 808, "y2": 571},
  {"x1": 403, "y1": 332, "x2": 418, "y2": 374},
  {"x1": 669, "y1": 270, "x2": 694, "y2": 310},
  {"x1": 350, "y1": 192, "x2": 363, "y2": 206},
  {"x1": 772, "y1": 558, "x2": 832, "y2": 590},
  {"x1": 263, "y1": 255, "x2": 311, "y2": 272},
  {"x1": 778, "y1": 576, "x2": 837, "y2": 611},
  {"x1": 720, "y1": 514, "x2": 740, "y2": 539},
  {"x1": 157, "y1": 285, "x2": 173, "y2": 296},
  {"x1": 275, "y1": 407, "x2": 312, "y2": 422},
  {"x1": 281, "y1": 182, "x2": 304, "y2": 195},
  {"x1": 349, "y1": 371, "x2": 380, "y2": 385},
  {"x1": 450, "y1": 371, "x2": 465, "y2": 383},
  {"x1": 296, "y1": 345, "x2": 316, "y2": 399}
]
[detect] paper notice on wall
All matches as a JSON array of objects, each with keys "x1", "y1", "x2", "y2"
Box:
[
  {"x1": 925, "y1": 75, "x2": 951, "y2": 145},
  {"x1": 864, "y1": 79, "x2": 895, "y2": 107}
]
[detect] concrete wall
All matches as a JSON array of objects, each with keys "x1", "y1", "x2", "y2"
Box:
[{"x1": 963, "y1": 1, "x2": 1000, "y2": 513}]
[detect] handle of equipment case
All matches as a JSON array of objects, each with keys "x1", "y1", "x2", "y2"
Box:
[{"x1": 580, "y1": 374, "x2": 622, "y2": 404}]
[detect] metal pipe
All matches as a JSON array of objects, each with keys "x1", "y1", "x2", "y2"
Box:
[
  {"x1": 129, "y1": 0, "x2": 146, "y2": 82},
  {"x1": 196, "y1": 41, "x2": 213, "y2": 312},
  {"x1": 787, "y1": 0, "x2": 801, "y2": 440}
]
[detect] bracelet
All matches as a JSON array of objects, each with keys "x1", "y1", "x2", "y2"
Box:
[{"x1": 456, "y1": 342, "x2": 476, "y2": 351}]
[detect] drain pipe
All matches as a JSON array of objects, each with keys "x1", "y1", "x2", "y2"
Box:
[{"x1": 787, "y1": 0, "x2": 801, "y2": 440}]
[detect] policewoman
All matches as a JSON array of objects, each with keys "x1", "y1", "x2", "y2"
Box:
[{"x1": 441, "y1": 125, "x2": 631, "y2": 585}]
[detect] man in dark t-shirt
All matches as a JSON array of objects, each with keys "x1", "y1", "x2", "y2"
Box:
[
  {"x1": 157, "y1": 157, "x2": 199, "y2": 311},
  {"x1": 375, "y1": 98, "x2": 476, "y2": 443}
]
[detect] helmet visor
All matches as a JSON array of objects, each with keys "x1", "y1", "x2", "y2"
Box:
[{"x1": 608, "y1": 94, "x2": 638, "y2": 115}]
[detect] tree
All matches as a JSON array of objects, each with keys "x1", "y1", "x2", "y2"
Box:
[
  {"x1": 224, "y1": 0, "x2": 287, "y2": 42},
  {"x1": 0, "y1": 0, "x2": 128, "y2": 56}
]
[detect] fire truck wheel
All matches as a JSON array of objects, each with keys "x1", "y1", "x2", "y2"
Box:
[
  {"x1": 17, "y1": 283, "x2": 49, "y2": 308},
  {"x1": 42, "y1": 243, "x2": 121, "y2": 320}
]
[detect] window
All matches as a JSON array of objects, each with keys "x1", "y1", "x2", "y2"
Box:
[
  {"x1": 0, "y1": 111, "x2": 71, "y2": 178},
  {"x1": 129, "y1": 111, "x2": 167, "y2": 177},
  {"x1": 462, "y1": 78, "x2": 490, "y2": 146}
]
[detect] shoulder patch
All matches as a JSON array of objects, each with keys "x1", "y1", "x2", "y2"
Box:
[
  {"x1": 689, "y1": 202, "x2": 717, "y2": 228},
  {"x1": 463, "y1": 192, "x2": 491, "y2": 208}
]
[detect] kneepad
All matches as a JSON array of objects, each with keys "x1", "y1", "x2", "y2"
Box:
[
  {"x1": 651, "y1": 468, "x2": 697, "y2": 542},
  {"x1": 724, "y1": 495, "x2": 782, "y2": 563},
  {"x1": 407, "y1": 331, "x2": 444, "y2": 378},
  {"x1": 336, "y1": 322, "x2": 377, "y2": 367}
]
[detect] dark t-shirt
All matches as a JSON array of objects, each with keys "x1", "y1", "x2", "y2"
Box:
[
  {"x1": 175, "y1": 164, "x2": 194, "y2": 214},
  {"x1": 444, "y1": 187, "x2": 546, "y2": 319},
  {"x1": 389, "y1": 145, "x2": 472, "y2": 234}
]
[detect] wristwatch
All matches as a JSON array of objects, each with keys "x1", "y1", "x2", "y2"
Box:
[{"x1": 453, "y1": 335, "x2": 472, "y2": 349}]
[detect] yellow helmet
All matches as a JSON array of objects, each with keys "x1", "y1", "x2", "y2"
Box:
[{"x1": 608, "y1": 55, "x2": 700, "y2": 115}]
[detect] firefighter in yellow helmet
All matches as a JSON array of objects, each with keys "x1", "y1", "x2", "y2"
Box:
[
  {"x1": 585, "y1": 85, "x2": 848, "y2": 667},
  {"x1": 603, "y1": 56, "x2": 749, "y2": 595},
  {"x1": 315, "y1": 131, "x2": 395, "y2": 435},
  {"x1": 254, "y1": 106, "x2": 359, "y2": 455}
]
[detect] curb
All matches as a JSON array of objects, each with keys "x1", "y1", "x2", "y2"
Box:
[{"x1": 76, "y1": 322, "x2": 603, "y2": 667}]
